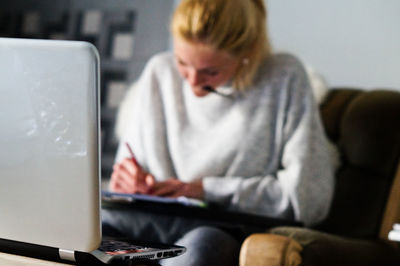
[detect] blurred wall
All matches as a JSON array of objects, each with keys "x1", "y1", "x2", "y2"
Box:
[{"x1": 267, "y1": 0, "x2": 400, "y2": 89}]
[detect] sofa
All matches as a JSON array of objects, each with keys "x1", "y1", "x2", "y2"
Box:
[{"x1": 239, "y1": 88, "x2": 400, "y2": 266}]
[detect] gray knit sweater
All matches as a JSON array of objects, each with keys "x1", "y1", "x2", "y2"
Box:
[{"x1": 115, "y1": 52, "x2": 336, "y2": 226}]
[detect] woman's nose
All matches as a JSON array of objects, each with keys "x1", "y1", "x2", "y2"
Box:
[{"x1": 186, "y1": 69, "x2": 203, "y2": 87}]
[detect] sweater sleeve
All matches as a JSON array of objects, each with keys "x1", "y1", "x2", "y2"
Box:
[
  {"x1": 203, "y1": 58, "x2": 336, "y2": 227},
  {"x1": 114, "y1": 53, "x2": 176, "y2": 180}
]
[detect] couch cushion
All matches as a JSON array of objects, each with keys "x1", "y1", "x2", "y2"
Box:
[
  {"x1": 317, "y1": 165, "x2": 389, "y2": 238},
  {"x1": 320, "y1": 88, "x2": 362, "y2": 142},
  {"x1": 317, "y1": 89, "x2": 400, "y2": 238},
  {"x1": 340, "y1": 90, "x2": 400, "y2": 177}
]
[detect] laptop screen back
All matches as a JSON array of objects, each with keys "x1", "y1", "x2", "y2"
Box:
[{"x1": 0, "y1": 38, "x2": 101, "y2": 252}]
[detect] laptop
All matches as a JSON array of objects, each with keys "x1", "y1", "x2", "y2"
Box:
[{"x1": 0, "y1": 37, "x2": 185, "y2": 265}]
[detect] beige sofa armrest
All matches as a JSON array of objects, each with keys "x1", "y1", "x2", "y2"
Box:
[{"x1": 239, "y1": 233, "x2": 302, "y2": 266}]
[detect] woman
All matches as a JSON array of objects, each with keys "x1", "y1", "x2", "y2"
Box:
[{"x1": 105, "y1": 0, "x2": 336, "y2": 265}]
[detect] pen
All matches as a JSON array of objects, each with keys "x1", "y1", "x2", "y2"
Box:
[
  {"x1": 125, "y1": 142, "x2": 141, "y2": 170},
  {"x1": 125, "y1": 142, "x2": 153, "y2": 193}
]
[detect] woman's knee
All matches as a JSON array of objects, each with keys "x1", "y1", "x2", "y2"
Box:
[
  {"x1": 178, "y1": 226, "x2": 237, "y2": 245},
  {"x1": 162, "y1": 226, "x2": 240, "y2": 266}
]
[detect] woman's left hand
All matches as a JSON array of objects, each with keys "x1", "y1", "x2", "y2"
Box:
[{"x1": 150, "y1": 178, "x2": 204, "y2": 199}]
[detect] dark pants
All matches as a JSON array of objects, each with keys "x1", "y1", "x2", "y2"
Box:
[{"x1": 102, "y1": 207, "x2": 249, "y2": 266}]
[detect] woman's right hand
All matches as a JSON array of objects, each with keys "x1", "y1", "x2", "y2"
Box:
[{"x1": 109, "y1": 158, "x2": 155, "y2": 194}]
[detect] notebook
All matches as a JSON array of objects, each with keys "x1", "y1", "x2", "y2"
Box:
[{"x1": 0, "y1": 37, "x2": 185, "y2": 265}]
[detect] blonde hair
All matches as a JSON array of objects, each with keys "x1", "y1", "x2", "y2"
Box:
[{"x1": 171, "y1": 0, "x2": 272, "y2": 90}]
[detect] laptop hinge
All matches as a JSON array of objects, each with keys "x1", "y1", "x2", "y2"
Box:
[{"x1": 59, "y1": 248, "x2": 76, "y2": 262}]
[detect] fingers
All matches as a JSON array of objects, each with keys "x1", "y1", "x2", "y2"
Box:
[
  {"x1": 109, "y1": 160, "x2": 135, "y2": 193},
  {"x1": 151, "y1": 179, "x2": 184, "y2": 197},
  {"x1": 151, "y1": 179, "x2": 204, "y2": 199},
  {"x1": 109, "y1": 169, "x2": 135, "y2": 193},
  {"x1": 109, "y1": 163, "x2": 204, "y2": 200},
  {"x1": 145, "y1": 174, "x2": 155, "y2": 193},
  {"x1": 109, "y1": 158, "x2": 154, "y2": 194}
]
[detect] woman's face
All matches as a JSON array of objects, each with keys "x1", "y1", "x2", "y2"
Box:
[{"x1": 173, "y1": 38, "x2": 240, "y2": 97}]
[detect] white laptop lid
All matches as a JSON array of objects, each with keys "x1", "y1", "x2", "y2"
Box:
[{"x1": 0, "y1": 38, "x2": 101, "y2": 252}]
